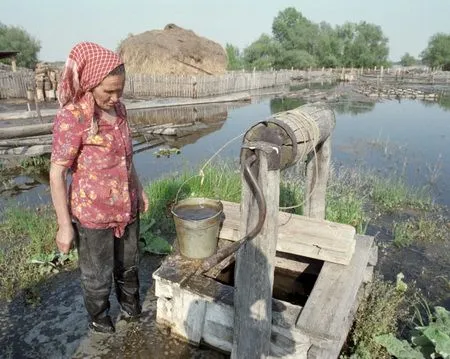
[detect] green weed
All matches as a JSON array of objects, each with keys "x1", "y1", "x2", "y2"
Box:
[
  {"x1": 375, "y1": 305, "x2": 450, "y2": 359},
  {"x1": 326, "y1": 166, "x2": 369, "y2": 233},
  {"x1": 393, "y1": 217, "x2": 447, "y2": 247},
  {"x1": 0, "y1": 205, "x2": 73, "y2": 300},
  {"x1": 370, "y1": 176, "x2": 432, "y2": 211},
  {"x1": 343, "y1": 275, "x2": 411, "y2": 359}
]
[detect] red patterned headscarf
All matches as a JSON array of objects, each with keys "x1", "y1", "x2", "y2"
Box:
[{"x1": 57, "y1": 42, "x2": 123, "y2": 121}]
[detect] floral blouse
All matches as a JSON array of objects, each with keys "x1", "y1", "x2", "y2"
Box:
[{"x1": 51, "y1": 100, "x2": 138, "y2": 237}]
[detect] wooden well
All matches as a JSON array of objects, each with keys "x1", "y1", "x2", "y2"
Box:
[
  {"x1": 153, "y1": 202, "x2": 377, "y2": 359},
  {"x1": 153, "y1": 103, "x2": 377, "y2": 359}
]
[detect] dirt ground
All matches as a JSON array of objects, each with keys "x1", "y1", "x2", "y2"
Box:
[{"x1": 0, "y1": 255, "x2": 228, "y2": 359}]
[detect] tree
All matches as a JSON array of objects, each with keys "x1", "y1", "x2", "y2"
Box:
[
  {"x1": 243, "y1": 34, "x2": 281, "y2": 70},
  {"x1": 0, "y1": 22, "x2": 41, "y2": 68},
  {"x1": 337, "y1": 21, "x2": 389, "y2": 68},
  {"x1": 276, "y1": 49, "x2": 317, "y2": 69},
  {"x1": 272, "y1": 8, "x2": 320, "y2": 55},
  {"x1": 315, "y1": 22, "x2": 343, "y2": 67},
  {"x1": 400, "y1": 53, "x2": 416, "y2": 67},
  {"x1": 420, "y1": 33, "x2": 450, "y2": 69},
  {"x1": 225, "y1": 43, "x2": 244, "y2": 70}
]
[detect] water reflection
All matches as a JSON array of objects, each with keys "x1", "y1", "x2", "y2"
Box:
[
  {"x1": 332, "y1": 99, "x2": 376, "y2": 115},
  {"x1": 270, "y1": 97, "x2": 307, "y2": 114},
  {"x1": 419, "y1": 93, "x2": 450, "y2": 112},
  {"x1": 129, "y1": 103, "x2": 248, "y2": 150}
]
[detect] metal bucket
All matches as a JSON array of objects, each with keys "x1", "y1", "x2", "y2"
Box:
[{"x1": 171, "y1": 197, "x2": 223, "y2": 259}]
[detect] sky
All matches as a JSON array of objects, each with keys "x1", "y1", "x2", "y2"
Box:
[{"x1": 1, "y1": 0, "x2": 449, "y2": 63}]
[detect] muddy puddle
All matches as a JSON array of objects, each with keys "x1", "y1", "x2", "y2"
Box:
[{"x1": 0, "y1": 255, "x2": 228, "y2": 359}]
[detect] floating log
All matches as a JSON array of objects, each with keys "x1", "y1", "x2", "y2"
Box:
[
  {"x1": 0, "y1": 134, "x2": 53, "y2": 147},
  {"x1": 0, "y1": 123, "x2": 53, "y2": 140},
  {"x1": 0, "y1": 144, "x2": 52, "y2": 157}
]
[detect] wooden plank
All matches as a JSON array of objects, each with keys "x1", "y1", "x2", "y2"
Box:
[
  {"x1": 296, "y1": 235, "x2": 374, "y2": 359},
  {"x1": 305, "y1": 136, "x2": 331, "y2": 219},
  {"x1": 232, "y1": 148, "x2": 280, "y2": 359},
  {"x1": 219, "y1": 200, "x2": 355, "y2": 265}
]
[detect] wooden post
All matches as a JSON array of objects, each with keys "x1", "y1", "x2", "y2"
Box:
[
  {"x1": 232, "y1": 145, "x2": 280, "y2": 359},
  {"x1": 304, "y1": 136, "x2": 332, "y2": 219},
  {"x1": 11, "y1": 56, "x2": 17, "y2": 72}
]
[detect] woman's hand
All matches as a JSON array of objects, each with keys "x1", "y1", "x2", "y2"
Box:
[
  {"x1": 56, "y1": 223, "x2": 75, "y2": 254},
  {"x1": 139, "y1": 188, "x2": 149, "y2": 213}
]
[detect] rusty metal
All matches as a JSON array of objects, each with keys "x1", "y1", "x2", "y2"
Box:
[
  {"x1": 195, "y1": 152, "x2": 267, "y2": 275},
  {"x1": 242, "y1": 118, "x2": 299, "y2": 170}
]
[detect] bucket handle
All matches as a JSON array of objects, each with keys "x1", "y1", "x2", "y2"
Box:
[{"x1": 196, "y1": 152, "x2": 267, "y2": 275}]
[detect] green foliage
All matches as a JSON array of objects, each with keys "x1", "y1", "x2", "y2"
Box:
[
  {"x1": 277, "y1": 49, "x2": 317, "y2": 69},
  {"x1": 141, "y1": 164, "x2": 242, "y2": 236},
  {"x1": 154, "y1": 147, "x2": 181, "y2": 158},
  {"x1": 0, "y1": 206, "x2": 59, "y2": 299},
  {"x1": 225, "y1": 43, "x2": 244, "y2": 70},
  {"x1": 400, "y1": 52, "x2": 417, "y2": 67},
  {"x1": 272, "y1": 8, "x2": 319, "y2": 54},
  {"x1": 30, "y1": 250, "x2": 78, "y2": 275},
  {"x1": 326, "y1": 190, "x2": 367, "y2": 234},
  {"x1": 243, "y1": 34, "x2": 280, "y2": 70},
  {"x1": 242, "y1": 7, "x2": 390, "y2": 70},
  {"x1": 337, "y1": 21, "x2": 389, "y2": 68},
  {"x1": 393, "y1": 218, "x2": 447, "y2": 247},
  {"x1": 322, "y1": 167, "x2": 368, "y2": 233},
  {"x1": 420, "y1": 33, "x2": 450, "y2": 68},
  {"x1": 375, "y1": 306, "x2": 450, "y2": 359},
  {"x1": 139, "y1": 218, "x2": 172, "y2": 255},
  {"x1": 0, "y1": 22, "x2": 41, "y2": 68},
  {"x1": 370, "y1": 176, "x2": 432, "y2": 211},
  {"x1": 344, "y1": 276, "x2": 409, "y2": 358}
]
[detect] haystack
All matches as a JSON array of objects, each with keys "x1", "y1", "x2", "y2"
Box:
[{"x1": 118, "y1": 24, "x2": 227, "y2": 75}]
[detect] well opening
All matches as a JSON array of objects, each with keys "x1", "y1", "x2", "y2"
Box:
[{"x1": 211, "y1": 250, "x2": 323, "y2": 307}]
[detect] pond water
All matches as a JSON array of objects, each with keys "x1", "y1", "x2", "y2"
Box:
[
  {"x1": 131, "y1": 95, "x2": 450, "y2": 208},
  {"x1": 1, "y1": 91, "x2": 450, "y2": 209}
]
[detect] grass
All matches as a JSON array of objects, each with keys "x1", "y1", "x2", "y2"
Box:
[
  {"x1": 142, "y1": 163, "x2": 366, "y2": 237},
  {"x1": 326, "y1": 167, "x2": 369, "y2": 233},
  {"x1": 370, "y1": 176, "x2": 432, "y2": 212},
  {"x1": 0, "y1": 205, "x2": 73, "y2": 301},
  {"x1": 393, "y1": 217, "x2": 447, "y2": 247},
  {"x1": 141, "y1": 163, "x2": 242, "y2": 236},
  {"x1": 342, "y1": 275, "x2": 412, "y2": 359}
]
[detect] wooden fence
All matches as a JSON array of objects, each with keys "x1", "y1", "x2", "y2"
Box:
[
  {"x1": 0, "y1": 72, "x2": 34, "y2": 99},
  {"x1": 123, "y1": 70, "x2": 306, "y2": 98},
  {"x1": 2, "y1": 67, "x2": 448, "y2": 100}
]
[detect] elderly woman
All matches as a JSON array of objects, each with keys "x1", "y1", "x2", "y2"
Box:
[{"x1": 50, "y1": 42, "x2": 149, "y2": 334}]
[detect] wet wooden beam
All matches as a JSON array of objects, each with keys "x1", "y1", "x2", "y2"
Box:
[
  {"x1": 232, "y1": 147, "x2": 280, "y2": 359},
  {"x1": 218, "y1": 200, "x2": 356, "y2": 265},
  {"x1": 296, "y1": 235, "x2": 375, "y2": 359}
]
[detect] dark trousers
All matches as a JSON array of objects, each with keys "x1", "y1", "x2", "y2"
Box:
[{"x1": 74, "y1": 220, "x2": 141, "y2": 321}]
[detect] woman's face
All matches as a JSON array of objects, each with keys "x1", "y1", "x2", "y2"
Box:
[{"x1": 92, "y1": 74, "x2": 125, "y2": 111}]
